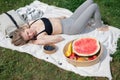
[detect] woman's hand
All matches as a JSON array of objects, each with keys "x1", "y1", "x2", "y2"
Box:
[{"x1": 54, "y1": 35, "x2": 64, "y2": 42}]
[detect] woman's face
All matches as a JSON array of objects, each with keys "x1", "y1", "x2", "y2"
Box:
[{"x1": 21, "y1": 28, "x2": 37, "y2": 41}]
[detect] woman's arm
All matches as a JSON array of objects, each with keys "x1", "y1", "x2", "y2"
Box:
[{"x1": 30, "y1": 35, "x2": 64, "y2": 45}]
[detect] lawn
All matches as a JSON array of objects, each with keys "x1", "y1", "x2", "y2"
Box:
[{"x1": 0, "y1": 0, "x2": 120, "y2": 80}]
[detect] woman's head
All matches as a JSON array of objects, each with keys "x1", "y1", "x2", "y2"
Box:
[
  {"x1": 11, "y1": 25, "x2": 28, "y2": 46},
  {"x1": 11, "y1": 25, "x2": 36, "y2": 46}
]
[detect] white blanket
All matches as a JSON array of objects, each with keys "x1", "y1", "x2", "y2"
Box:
[{"x1": 0, "y1": 1, "x2": 120, "y2": 80}]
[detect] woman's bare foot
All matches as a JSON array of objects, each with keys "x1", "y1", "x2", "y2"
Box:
[{"x1": 97, "y1": 25, "x2": 109, "y2": 31}]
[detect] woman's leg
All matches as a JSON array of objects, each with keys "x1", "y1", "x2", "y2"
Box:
[
  {"x1": 70, "y1": 0, "x2": 93, "y2": 20},
  {"x1": 68, "y1": 3, "x2": 103, "y2": 34},
  {"x1": 61, "y1": 0, "x2": 94, "y2": 34}
]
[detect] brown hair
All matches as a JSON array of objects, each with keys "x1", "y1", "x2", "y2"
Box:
[{"x1": 11, "y1": 25, "x2": 29, "y2": 46}]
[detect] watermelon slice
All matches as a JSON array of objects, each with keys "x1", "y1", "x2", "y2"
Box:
[{"x1": 73, "y1": 37, "x2": 100, "y2": 56}]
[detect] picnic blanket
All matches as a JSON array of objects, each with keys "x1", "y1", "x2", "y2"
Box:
[{"x1": 0, "y1": 0, "x2": 120, "y2": 80}]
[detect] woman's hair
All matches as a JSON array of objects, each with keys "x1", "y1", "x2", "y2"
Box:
[{"x1": 11, "y1": 25, "x2": 29, "y2": 46}]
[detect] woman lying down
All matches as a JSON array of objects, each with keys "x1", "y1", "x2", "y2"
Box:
[{"x1": 11, "y1": 0, "x2": 103, "y2": 46}]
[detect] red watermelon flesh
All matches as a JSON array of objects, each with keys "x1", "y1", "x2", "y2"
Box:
[{"x1": 73, "y1": 37, "x2": 100, "y2": 56}]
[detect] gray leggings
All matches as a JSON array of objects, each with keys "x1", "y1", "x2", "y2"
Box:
[{"x1": 61, "y1": 0, "x2": 103, "y2": 35}]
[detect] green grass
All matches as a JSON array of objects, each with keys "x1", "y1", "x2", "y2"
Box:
[{"x1": 0, "y1": 0, "x2": 120, "y2": 80}]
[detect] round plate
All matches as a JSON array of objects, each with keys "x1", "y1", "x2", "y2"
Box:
[{"x1": 63, "y1": 40, "x2": 103, "y2": 67}]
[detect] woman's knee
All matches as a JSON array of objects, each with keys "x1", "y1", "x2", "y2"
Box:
[
  {"x1": 85, "y1": 0, "x2": 93, "y2": 5},
  {"x1": 83, "y1": 3, "x2": 98, "y2": 14},
  {"x1": 89, "y1": 3, "x2": 98, "y2": 9},
  {"x1": 87, "y1": 0, "x2": 94, "y2": 3}
]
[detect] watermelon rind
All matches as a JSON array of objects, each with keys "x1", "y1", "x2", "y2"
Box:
[{"x1": 72, "y1": 37, "x2": 100, "y2": 56}]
